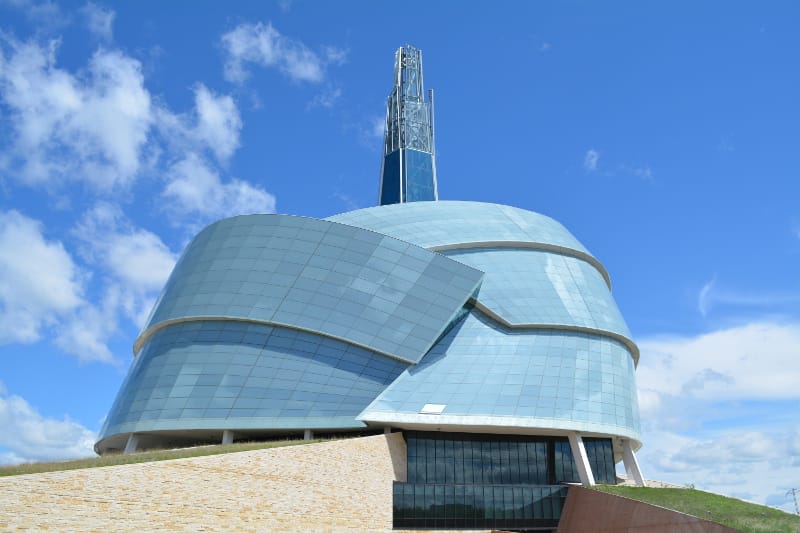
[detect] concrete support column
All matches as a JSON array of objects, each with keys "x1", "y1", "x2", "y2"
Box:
[
  {"x1": 124, "y1": 433, "x2": 139, "y2": 455},
  {"x1": 303, "y1": 429, "x2": 313, "y2": 441},
  {"x1": 221, "y1": 430, "x2": 234, "y2": 445},
  {"x1": 567, "y1": 432, "x2": 595, "y2": 486},
  {"x1": 622, "y1": 439, "x2": 646, "y2": 487},
  {"x1": 384, "y1": 426, "x2": 392, "y2": 435}
]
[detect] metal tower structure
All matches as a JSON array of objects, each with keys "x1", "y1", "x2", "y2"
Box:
[{"x1": 379, "y1": 45, "x2": 438, "y2": 206}]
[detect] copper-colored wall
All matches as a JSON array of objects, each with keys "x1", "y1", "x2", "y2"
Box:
[{"x1": 558, "y1": 486, "x2": 741, "y2": 533}]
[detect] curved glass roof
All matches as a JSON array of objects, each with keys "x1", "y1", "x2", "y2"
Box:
[
  {"x1": 442, "y1": 248, "x2": 632, "y2": 340},
  {"x1": 359, "y1": 310, "x2": 640, "y2": 441},
  {"x1": 99, "y1": 321, "x2": 407, "y2": 444},
  {"x1": 139, "y1": 214, "x2": 483, "y2": 364},
  {"x1": 327, "y1": 201, "x2": 591, "y2": 255}
]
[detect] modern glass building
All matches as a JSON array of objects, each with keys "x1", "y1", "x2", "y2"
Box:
[{"x1": 96, "y1": 45, "x2": 645, "y2": 530}]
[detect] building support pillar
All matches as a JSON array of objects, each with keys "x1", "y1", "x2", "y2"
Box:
[
  {"x1": 222, "y1": 430, "x2": 234, "y2": 445},
  {"x1": 384, "y1": 426, "x2": 392, "y2": 435},
  {"x1": 303, "y1": 429, "x2": 313, "y2": 441},
  {"x1": 567, "y1": 432, "x2": 595, "y2": 486},
  {"x1": 124, "y1": 433, "x2": 139, "y2": 455},
  {"x1": 622, "y1": 439, "x2": 646, "y2": 487}
]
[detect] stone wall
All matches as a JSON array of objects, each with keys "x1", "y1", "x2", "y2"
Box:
[{"x1": 0, "y1": 433, "x2": 407, "y2": 532}]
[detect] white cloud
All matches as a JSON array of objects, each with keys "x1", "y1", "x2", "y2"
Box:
[
  {"x1": 1, "y1": 0, "x2": 66, "y2": 30},
  {"x1": 697, "y1": 276, "x2": 800, "y2": 317},
  {"x1": 154, "y1": 83, "x2": 242, "y2": 164},
  {"x1": 81, "y1": 3, "x2": 115, "y2": 43},
  {"x1": 73, "y1": 202, "x2": 177, "y2": 328},
  {"x1": 54, "y1": 295, "x2": 117, "y2": 363},
  {"x1": 638, "y1": 322, "x2": 800, "y2": 400},
  {"x1": 191, "y1": 84, "x2": 242, "y2": 161},
  {"x1": 634, "y1": 321, "x2": 800, "y2": 511},
  {"x1": 583, "y1": 148, "x2": 599, "y2": 172},
  {"x1": 638, "y1": 425, "x2": 800, "y2": 512},
  {"x1": 163, "y1": 153, "x2": 276, "y2": 225},
  {"x1": 221, "y1": 22, "x2": 327, "y2": 84},
  {"x1": 323, "y1": 46, "x2": 348, "y2": 65},
  {"x1": 0, "y1": 210, "x2": 84, "y2": 344},
  {"x1": 307, "y1": 85, "x2": 342, "y2": 109},
  {"x1": 0, "y1": 38, "x2": 153, "y2": 190},
  {"x1": 623, "y1": 163, "x2": 654, "y2": 181},
  {"x1": 698, "y1": 275, "x2": 715, "y2": 316},
  {"x1": 0, "y1": 388, "x2": 96, "y2": 464}
]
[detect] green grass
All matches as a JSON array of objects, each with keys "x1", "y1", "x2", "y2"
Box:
[
  {"x1": 594, "y1": 485, "x2": 800, "y2": 533},
  {"x1": 0, "y1": 438, "x2": 323, "y2": 477}
]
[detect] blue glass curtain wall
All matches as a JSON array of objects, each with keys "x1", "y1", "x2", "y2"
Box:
[
  {"x1": 393, "y1": 482, "x2": 568, "y2": 530},
  {"x1": 395, "y1": 432, "x2": 615, "y2": 529},
  {"x1": 404, "y1": 149, "x2": 436, "y2": 202},
  {"x1": 405, "y1": 432, "x2": 589, "y2": 486}
]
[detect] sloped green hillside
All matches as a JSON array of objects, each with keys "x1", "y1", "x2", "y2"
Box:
[{"x1": 594, "y1": 486, "x2": 800, "y2": 533}]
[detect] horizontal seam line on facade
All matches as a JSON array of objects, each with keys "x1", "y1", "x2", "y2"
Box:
[
  {"x1": 469, "y1": 300, "x2": 640, "y2": 367},
  {"x1": 428, "y1": 241, "x2": 612, "y2": 289},
  {"x1": 358, "y1": 412, "x2": 642, "y2": 446},
  {"x1": 133, "y1": 316, "x2": 419, "y2": 365}
]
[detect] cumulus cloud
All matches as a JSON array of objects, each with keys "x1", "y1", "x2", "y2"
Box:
[
  {"x1": 81, "y1": 3, "x2": 115, "y2": 43},
  {"x1": 192, "y1": 85, "x2": 242, "y2": 161},
  {"x1": 0, "y1": 37, "x2": 153, "y2": 190},
  {"x1": 638, "y1": 425, "x2": 800, "y2": 512},
  {"x1": 583, "y1": 148, "x2": 599, "y2": 172},
  {"x1": 634, "y1": 321, "x2": 800, "y2": 511},
  {"x1": 221, "y1": 22, "x2": 332, "y2": 84},
  {"x1": 0, "y1": 210, "x2": 84, "y2": 344},
  {"x1": 157, "y1": 84, "x2": 243, "y2": 163},
  {"x1": 638, "y1": 322, "x2": 800, "y2": 400},
  {"x1": 73, "y1": 203, "x2": 176, "y2": 327},
  {"x1": 0, "y1": 209, "x2": 125, "y2": 363},
  {"x1": 163, "y1": 153, "x2": 276, "y2": 226},
  {"x1": 0, "y1": 388, "x2": 96, "y2": 464}
]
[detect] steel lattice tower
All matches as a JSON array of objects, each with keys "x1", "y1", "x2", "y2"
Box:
[{"x1": 378, "y1": 45, "x2": 438, "y2": 205}]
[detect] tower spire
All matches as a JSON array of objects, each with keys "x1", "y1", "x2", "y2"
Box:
[{"x1": 378, "y1": 45, "x2": 438, "y2": 206}]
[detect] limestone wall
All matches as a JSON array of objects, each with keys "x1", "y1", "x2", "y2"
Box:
[{"x1": 0, "y1": 433, "x2": 407, "y2": 532}]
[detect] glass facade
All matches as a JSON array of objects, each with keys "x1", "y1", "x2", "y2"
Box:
[
  {"x1": 404, "y1": 149, "x2": 436, "y2": 202},
  {"x1": 142, "y1": 214, "x2": 483, "y2": 365},
  {"x1": 328, "y1": 201, "x2": 593, "y2": 257},
  {"x1": 443, "y1": 247, "x2": 630, "y2": 337},
  {"x1": 98, "y1": 201, "x2": 641, "y2": 467},
  {"x1": 393, "y1": 483, "x2": 567, "y2": 530},
  {"x1": 379, "y1": 151, "x2": 402, "y2": 206},
  {"x1": 394, "y1": 432, "x2": 614, "y2": 529},
  {"x1": 361, "y1": 311, "x2": 640, "y2": 441},
  {"x1": 99, "y1": 321, "x2": 408, "y2": 439}
]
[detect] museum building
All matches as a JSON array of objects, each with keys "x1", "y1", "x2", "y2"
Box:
[{"x1": 96, "y1": 45, "x2": 645, "y2": 530}]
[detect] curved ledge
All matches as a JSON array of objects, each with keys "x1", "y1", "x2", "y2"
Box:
[
  {"x1": 471, "y1": 301, "x2": 639, "y2": 367},
  {"x1": 133, "y1": 316, "x2": 417, "y2": 365},
  {"x1": 357, "y1": 410, "x2": 642, "y2": 448},
  {"x1": 429, "y1": 241, "x2": 612, "y2": 289}
]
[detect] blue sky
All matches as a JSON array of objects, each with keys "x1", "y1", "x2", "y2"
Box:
[{"x1": 1, "y1": 0, "x2": 798, "y2": 513}]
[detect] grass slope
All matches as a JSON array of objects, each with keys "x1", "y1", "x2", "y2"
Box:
[
  {"x1": 0, "y1": 438, "x2": 321, "y2": 477},
  {"x1": 594, "y1": 486, "x2": 800, "y2": 533}
]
